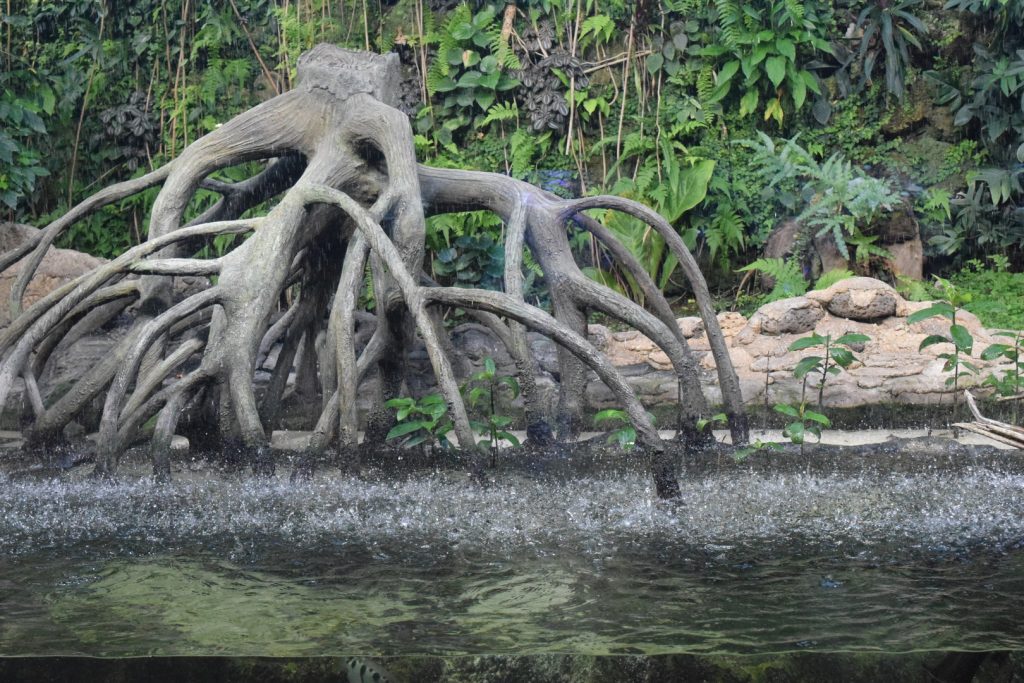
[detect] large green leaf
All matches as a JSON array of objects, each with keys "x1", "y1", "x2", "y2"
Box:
[
  {"x1": 789, "y1": 334, "x2": 824, "y2": 351},
  {"x1": 665, "y1": 158, "x2": 715, "y2": 218},
  {"x1": 835, "y1": 333, "x2": 871, "y2": 346},
  {"x1": 765, "y1": 56, "x2": 786, "y2": 88},
  {"x1": 918, "y1": 334, "x2": 950, "y2": 351},
  {"x1": 803, "y1": 410, "x2": 831, "y2": 427},
  {"x1": 949, "y1": 324, "x2": 974, "y2": 353},
  {"x1": 774, "y1": 403, "x2": 801, "y2": 418},
  {"x1": 907, "y1": 302, "x2": 955, "y2": 323},
  {"x1": 386, "y1": 421, "x2": 427, "y2": 440},
  {"x1": 794, "y1": 356, "x2": 823, "y2": 379}
]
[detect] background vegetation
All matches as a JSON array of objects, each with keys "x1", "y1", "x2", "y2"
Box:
[{"x1": 3, "y1": 0, "x2": 1022, "y2": 326}]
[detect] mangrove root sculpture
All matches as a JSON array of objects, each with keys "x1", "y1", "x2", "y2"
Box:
[{"x1": 0, "y1": 46, "x2": 748, "y2": 499}]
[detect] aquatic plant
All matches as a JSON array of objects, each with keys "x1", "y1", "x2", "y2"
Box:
[{"x1": 384, "y1": 394, "x2": 453, "y2": 451}]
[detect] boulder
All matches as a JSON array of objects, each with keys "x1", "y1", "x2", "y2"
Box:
[
  {"x1": 677, "y1": 317, "x2": 703, "y2": 338},
  {"x1": 740, "y1": 296, "x2": 825, "y2": 338},
  {"x1": 0, "y1": 224, "x2": 108, "y2": 328},
  {"x1": 887, "y1": 238, "x2": 924, "y2": 281},
  {"x1": 807, "y1": 277, "x2": 902, "y2": 321}
]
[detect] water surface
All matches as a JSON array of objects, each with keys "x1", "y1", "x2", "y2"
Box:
[{"x1": 2, "y1": 462, "x2": 1024, "y2": 659}]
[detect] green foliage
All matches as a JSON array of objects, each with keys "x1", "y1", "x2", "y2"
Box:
[
  {"x1": 981, "y1": 330, "x2": 1024, "y2": 423},
  {"x1": 949, "y1": 259, "x2": 1024, "y2": 329},
  {"x1": 813, "y1": 268, "x2": 855, "y2": 290},
  {"x1": 696, "y1": 412, "x2": 728, "y2": 432},
  {"x1": 422, "y1": 3, "x2": 519, "y2": 148},
  {"x1": 737, "y1": 258, "x2": 808, "y2": 301},
  {"x1": 697, "y1": 0, "x2": 832, "y2": 126},
  {"x1": 734, "y1": 438, "x2": 784, "y2": 461},
  {"x1": 593, "y1": 138, "x2": 715, "y2": 296},
  {"x1": 593, "y1": 408, "x2": 654, "y2": 451},
  {"x1": 385, "y1": 394, "x2": 454, "y2": 450},
  {"x1": 462, "y1": 357, "x2": 521, "y2": 456},
  {"x1": 907, "y1": 277, "x2": 980, "y2": 395},
  {"x1": 740, "y1": 133, "x2": 902, "y2": 261},
  {"x1": 432, "y1": 233, "x2": 505, "y2": 291},
  {"x1": 852, "y1": 0, "x2": 926, "y2": 100},
  {"x1": 777, "y1": 331, "x2": 870, "y2": 451},
  {"x1": 5, "y1": 0, "x2": 1021, "y2": 287},
  {"x1": 0, "y1": 60, "x2": 54, "y2": 211}
]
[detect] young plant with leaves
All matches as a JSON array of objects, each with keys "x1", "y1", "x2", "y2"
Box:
[
  {"x1": 778, "y1": 331, "x2": 871, "y2": 451},
  {"x1": 462, "y1": 357, "x2": 521, "y2": 461},
  {"x1": 385, "y1": 394, "x2": 454, "y2": 451},
  {"x1": 593, "y1": 408, "x2": 655, "y2": 451},
  {"x1": 981, "y1": 330, "x2": 1024, "y2": 423},
  {"x1": 908, "y1": 277, "x2": 980, "y2": 404}
]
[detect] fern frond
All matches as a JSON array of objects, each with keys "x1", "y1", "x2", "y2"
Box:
[
  {"x1": 696, "y1": 64, "x2": 716, "y2": 104},
  {"x1": 488, "y1": 26, "x2": 521, "y2": 71},
  {"x1": 713, "y1": 0, "x2": 743, "y2": 49},
  {"x1": 738, "y1": 257, "x2": 808, "y2": 301},
  {"x1": 482, "y1": 101, "x2": 518, "y2": 126}
]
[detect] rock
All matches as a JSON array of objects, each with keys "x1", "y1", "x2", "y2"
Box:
[
  {"x1": 449, "y1": 323, "x2": 507, "y2": 363},
  {"x1": 812, "y1": 231, "x2": 849, "y2": 276},
  {"x1": 761, "y1": 219, "x2": 802, "y2": 288},
  {"x1": 0, "y1": 225, "x2": 108, "y2": 327},
  {"x1": 887, "y1": 238, "x2": 924, "y2": 281},
  {"x1": 586, "y1": 324, "x2": 611, "y2": 350},
  {"x1": 878, "y1": 206, "x2": 920, "y2": 244},
  {"x1": 808, "y1": 277, "x2": 902, "y2": 321},
  {"x1": 716, "y1": 312, "x2": 748, "y2": 337},
  {"x1": 741, "y1": 296, "x2": 825, "y2": 337},
  {"x1": 676, "y1": 317, "x2": 703, "y2": 338},
  {"x1": 0, "y1": 222, "x2": 38, "y2": 253}
]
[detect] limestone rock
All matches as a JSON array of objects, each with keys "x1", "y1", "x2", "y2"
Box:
[
  {"x1": 741, "y1": 296, "x2": 825, "y2": 337},
  {"x1": 677, "y1": 317, "x2": 703, "y2": 338},
  {"x1": 807, "y1": 277, "x2": 902, "y2": 321}
]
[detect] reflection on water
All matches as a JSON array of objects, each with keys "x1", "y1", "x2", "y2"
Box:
[{"x1": 1, "y1": 467, "x2": 1023, "y2": 659}]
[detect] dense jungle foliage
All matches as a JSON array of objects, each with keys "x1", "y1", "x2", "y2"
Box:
[{"x1": 2, "y1": 0, "x2": 1023, "y2": 324}]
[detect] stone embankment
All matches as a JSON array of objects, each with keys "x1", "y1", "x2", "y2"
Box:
[{"x1": 576, "y1": 276, "x2": 1010, "y2": 410}]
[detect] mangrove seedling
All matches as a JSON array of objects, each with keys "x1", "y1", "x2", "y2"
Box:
[
  {"x1": 696, "y1": 412, "x2": 729, "y2": 436},
  {"x1": 385, "y1": 394, "x2": 453, "y2": 451},
  {"x1": 789, "y1": 331, "x2": 872, "y2": 411},
  {"x1": 981, "y1": 330, "x2": 1024, "y2": 424},
  {"x1": 908, "y1": 278, "x2": 979, "y2": 407},
  {"x1": 779, "y1": 331, "x2": 871, "y2": 452},
  {"x1": 594, "y1": 408, "x2": 656, "y2": 450},
  {"x1": 462, "y1": 357, "x2": 521, "y2": 461},
  {"x1": 734, "y1": 438, "x2": 784, "y2": 462}
]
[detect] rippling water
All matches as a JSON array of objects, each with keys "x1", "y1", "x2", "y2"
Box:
[{"x1": 1, "y1": 465, "x2": 1024, "y2": 658}]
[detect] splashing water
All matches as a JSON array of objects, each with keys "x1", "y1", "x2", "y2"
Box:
[{"x1": 1, "y1": 463, "x2": 1024, "y2": 657}]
